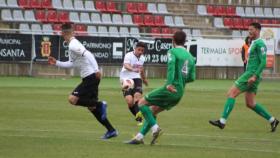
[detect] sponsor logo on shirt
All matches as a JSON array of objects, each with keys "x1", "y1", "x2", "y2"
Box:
[{"x1": 261, "y1": 47, "x2": 266, "y2": 55}]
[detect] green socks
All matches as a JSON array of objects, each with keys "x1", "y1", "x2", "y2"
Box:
[
  {"x1": 220, "y1": 98, "x2": 273, "y2": 123},
  {"x1": 252, "y1": 103, "x2": 272, "y2": 121},
  {"x1": 221, "y1": 98, "x2": 236, "y2": 120},
  {"x1": 139, "y1": 105, "x2": 157, "y2": 135},
  {"x1": 140, "y1": 121, "x2": 151, "y2": 135}
]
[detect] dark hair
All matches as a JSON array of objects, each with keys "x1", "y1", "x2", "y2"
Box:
[
  {"x1": 173, "y1": 31, "x2": 186, "y2": 46},
  {"x1": 61, "y1": 23, "x2": 73, "y2": 32},
  {"x1": 245, "y1": 36, "x2": 251, "y2": 45},
  {"x1": 135, "y1": 42, "x2": 146, "y2": 48},
  {"x1": 249, "y1": 22, "x2": 262, "y2": 30}
]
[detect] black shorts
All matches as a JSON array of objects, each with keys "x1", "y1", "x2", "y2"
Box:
[
  {"x1": 72, "y1": 73, "x2": 100, "y2": 100},
  {"x1": 123, "y1": 78, "x2": 143, "y2": 97}
]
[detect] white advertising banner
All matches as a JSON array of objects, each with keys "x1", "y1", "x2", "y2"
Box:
[
  {"x1": 196, "y1": 39, "x2": 244, "y2": 66},
  {"x1": 275, "y1": 28, "x2": 280, "y2": 55},
  {"x1": 261, "y1": 27, "x2": 276, "y2": 55},
  {"x1": 261, "y1": 27, "x2": 276, "y2": 68}
]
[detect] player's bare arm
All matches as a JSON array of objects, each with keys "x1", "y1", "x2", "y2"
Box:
[
  {"x1": 124, "y1": 63, "x2": 140, "y2": 72},
  {"x1": 140, "y1": 67, "x2": 148, "y2": 86}
]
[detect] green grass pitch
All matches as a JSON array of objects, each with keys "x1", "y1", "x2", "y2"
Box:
[{"x1": 0, "y1": 77, "x2": 279, "y2": 158}]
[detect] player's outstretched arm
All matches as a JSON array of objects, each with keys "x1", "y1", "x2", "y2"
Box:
[{"x1": 48, "y1": 56, "x2": 73, "y2": 68}]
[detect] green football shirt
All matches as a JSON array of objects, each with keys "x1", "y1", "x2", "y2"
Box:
[{"x1": 166, "y1": 46, "x2": 196, "y2": 89}]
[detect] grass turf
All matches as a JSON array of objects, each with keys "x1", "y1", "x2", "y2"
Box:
[{"x1": 0, "y1": 77, "x2": 279, "y2": 158}]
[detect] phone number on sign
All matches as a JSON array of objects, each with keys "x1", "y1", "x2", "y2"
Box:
[{"x1": 144, "y1": 54, "x2": 168, "y2": 64}]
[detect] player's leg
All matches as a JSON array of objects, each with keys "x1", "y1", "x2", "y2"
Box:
[
  {"x1": 69, "y1": 94, "x2": 104, "y2": 108},
  {"x1": 209, "y1": 72, "x2": 254, "y2": 129},
  {"x1": 138, "y1": 98, "x2": 158, "y2": 131},
  {"x1": 126, "y1": 98, "x2": 156, "y2": 144},
  {"x1": 68, "y1": 82, "x2": 86, "y2": 106},
  {"x1": 209, "y1": 85, "x2": 242, "y2": 129},
  {"x1": 149, "y1": 105, "x2": 164, "y2": 145},
  {"x1": 123, "y1": 89, "x2": 142, "y2": 125},
  {"x1": 89, "y1": 80, "x2": 118, "y2": 139},
  {"x1": 136, "y1": 106, "x2": 163, "y2": 135},
  {"x1": 69, "y1": 77, "x2": 104, "y2": 108},
  {"x1": 127, "y1": 89, "x2": 169, "y2": 145},
  {"x1": 68, "y1": 94, "x2": 79, "y2": 105},
  {"x1": 88, "y1": 106, "x2": 118, "y2": 139},
  {"x1": 150, "y1": 105, "x2": 164, "y2": 116},
  {"x1": 127, "y1": 101, "x2": 163, "y2": 145},
  {"x1": 75, "y1": 75, "x2": 117, "y2": 138},
  {"x1": 133, "y1": 92, "x2": 143, "y2": 124},
  {"x1": 124, "y1": 94, "x2": 137, "y2": 116},
  {"x1": 126, "y1": 86, "x2": 179, "y2": 144},
  {"x1": 138, "y1": 104, "x2": 164, "y2": 134},
  {"x1": 132, "y1": 78, "x2": 144, "y2": 123},
  {"x1": 245, "y1": 92, "x2": 279, "y2": 132}
]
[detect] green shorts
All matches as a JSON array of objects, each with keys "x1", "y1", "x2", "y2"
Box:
[
  {"x1": 235, "y1": 72, "x2": 261, "y2": 93},
  {"x1": 144, "y1": 86, "x2": 184, "y2": 110}
]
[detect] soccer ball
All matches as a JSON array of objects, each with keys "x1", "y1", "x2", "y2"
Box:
[{"x1": 122, "y1": 79, "x2": 134, "y2": 90}]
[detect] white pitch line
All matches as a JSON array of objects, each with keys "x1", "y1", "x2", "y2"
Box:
[
  {"x1": 163, "y1": 133, "x2": 280, "y2": 142},
  {"x1": 1, "y1": 134, "x2": 280, "y2": 154},
  {"x1": 165, "y1": 143, "x2": 280, "y2": 154},
  {"x1": 0, "y1": 128, "x2": 279, "y2": 143}
]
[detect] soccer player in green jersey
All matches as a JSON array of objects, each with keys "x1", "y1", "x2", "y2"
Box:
[
  {"x1": 209, "y1": 23, "x2": 279, "y2": 132},
  {"x1": 125, "y1": 31, "x2": 196, "y2": 145}
]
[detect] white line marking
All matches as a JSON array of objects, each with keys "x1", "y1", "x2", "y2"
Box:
[
  {"x1": 0, "y1": 128, "x2": 279, "y2": 142},
  {"x1": 1, "y1": 133, "x2": 279, "y2": 154}
]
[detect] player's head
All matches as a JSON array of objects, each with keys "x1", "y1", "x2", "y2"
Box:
[
  {"x1": 172, "y1": 31, "x2": 186, "y2": 47},
  {"x1": 61, "y1": 23, "x2": 74, "y2": 42},
  {"x1": 248, "y1": 22, "x2": 261, "y2": 40},
  {"x1": 134, "y1": 42, "x2": 146, "y2": 57}
]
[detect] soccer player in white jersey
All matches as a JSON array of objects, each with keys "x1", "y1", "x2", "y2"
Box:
[
  {"x1": 120, "y1": 42, "x2": 148, "y2": 125},
  {"x1": 48, "y1": 23, "x2": 118, "y2": 139}
]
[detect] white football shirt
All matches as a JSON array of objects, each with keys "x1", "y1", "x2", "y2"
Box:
[
  {"x1": 56, "y1": 37, "x2": 99, "y2": 78},
  {"x1": 120, "y1": 51, "x2": 145, "y2": 80}
]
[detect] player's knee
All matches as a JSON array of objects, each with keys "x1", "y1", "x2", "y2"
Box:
[
  {"x1": 246, "y1": 103, "x2": 255, "y2": 109},
  {"x1": 125, "y1": 97, "x2": 133, "y2": 107},
  {"x1": 138, "y1": 98, "x2": 146, "y2": 107},
  {"x1": 68, "y1": 95, "x2": 78, "y2": 105},
  {"x1": 127, "y1": 102, "x2": 133, "y2": 108},
  {"x1": 227, "y1": 90, "x2": 237, "y2": 98}
]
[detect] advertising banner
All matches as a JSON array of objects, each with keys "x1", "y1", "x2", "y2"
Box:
[
  {"x1": 0, "y1": 33, "x2": 32, "y2": 61},
  {"x1": 34, "y1": 35, "x2": 60, "y2": 61},
  {"x1": 59, "y1": 36, "x2": 125, "y2": 63},
  {"x1": 261, "y1": 27, "x2": 276, "y2": 68},
  {"x1": 196, "y1": 39, "x2": 244, "y2": 66},
  {"x1": 126, "y1": 37, "x2": 172, "y2": 64}
]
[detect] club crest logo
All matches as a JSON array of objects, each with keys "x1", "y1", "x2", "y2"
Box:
[{"x1": 41, "y1": 37, "x2": 51, "y2": 57}]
